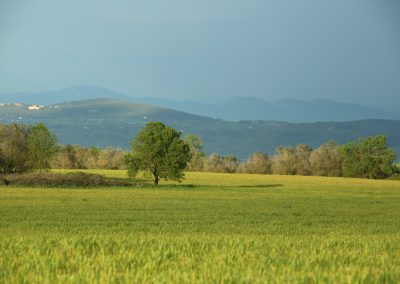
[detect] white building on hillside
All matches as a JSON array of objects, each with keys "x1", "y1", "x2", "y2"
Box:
[{"x1": 28, "y1": 105, "x2": 44, "y2": 110}]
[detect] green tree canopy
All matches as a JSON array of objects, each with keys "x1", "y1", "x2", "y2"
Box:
[
  {"x1": 183, "y1": 134, "x2": 204, "y2": 154},
  {"x1": 0, "y1": 124, "x2": 30, "y2": 174},
  {"x1": 183, "y1": 134, "x2": 206, "y2": 171},
  {"x1": 28, "y1": 123, "x2": 58, "y2": 172},
  {"x1": 126, "y1": 122, "x2": 190, "y2": 186},
  {"x1": 339, "y1": 135, "x2": 396, "y2": 179}
]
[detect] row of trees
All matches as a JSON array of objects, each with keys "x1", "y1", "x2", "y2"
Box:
[
  {"x1": 193, "y1": 142, "x2": 342, "y2": 176},
  {"x1": 51, "y1": 145, "x2": 127, "y2": 170},
  {"x1": 125, "y1": 122, "x2": 397, "y2": 185},
  {"x1": 0, "y1": 122, "x2": 397, "y2": 184},
  {"x1": 185, "y1": 136, "x2": 397, "y2": 179},
  {"x1": 0, "y1": 123, "x2": 128, "y2": 174}
]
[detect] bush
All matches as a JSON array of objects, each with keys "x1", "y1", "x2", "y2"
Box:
[
  {"x1": 0, "y1": 172, "x2": 133, "y2": 187},
  {"x1": 51, "y1": 145, "x2": 128, "y2": 170},
  {"x1": 236, "y1": 152, "x2": 272, "y2": 174},
  {"x1": 272, "y1": 147, "x2": 296, "y2": 175},
  {"x1": 388, "y1": 164, "x2": 400, "y2": 180},
  {"x1": 204, "y1": 153, "x2": 240, "y2": 173},
  {"x1": 339, "y1": 135, "x2": 395, "y2": 179},
  {"x1": 387, "y1": 173, "x2": 400, "y2": 180},
  {"x1": 309, "y1": 141, "x2": 342, "y2": 177}
]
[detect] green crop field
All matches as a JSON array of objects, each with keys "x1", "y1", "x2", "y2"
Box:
[{"x1": 1, "y1": 171, "x2": 400, "y2": 283}]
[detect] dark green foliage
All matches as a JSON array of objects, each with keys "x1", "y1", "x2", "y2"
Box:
[
  {"x1": 387, "y1": 173, "x2": 400, "y2": 180},
  {"x1": 340, "y1": 135, "x2": 396, "y2": 179},
  {"x1": 2, "y1": 172, "x2": 131, "y2": 187},
  {"x1": 0, "y1": 124, "x2": 30, "y2": 174},
  {"x1": 126, "y1": 122, "x2": 191, "y2": 186},
  {"x1": 184, "y1": 134, "x2": 205, "y2": 154},
  {"x1": 28, "y1": 123, "x2": 58, "y2": 171},
  {"x1": 395, "y1": 164, "x2": 400, "y2": 174},
  {"x1": 0, "y1": 123, "x2": 58, "y2": 174},
  {"x1": 386, "y1": 164, "x2": 400, "y2": 180}
]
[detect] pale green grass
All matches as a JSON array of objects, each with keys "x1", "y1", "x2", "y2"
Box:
[{"x1": 1, "y1": 171, "x2": 400, "y2": 283}]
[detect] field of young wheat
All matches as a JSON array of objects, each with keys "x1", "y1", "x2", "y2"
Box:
[{"x1": 1, "y1": 171, "x2": 399, "y2": 283}]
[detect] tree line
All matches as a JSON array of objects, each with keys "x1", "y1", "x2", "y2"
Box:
[
  {"x1": 51, "y1": 145, "x2": 127, "y2": 170},
  {"x1": 186, "y1": 138, "x2": 397, "y2": 179},
  {"x1": 0, "y1": 123, "x2": 398, "y2": 182}
]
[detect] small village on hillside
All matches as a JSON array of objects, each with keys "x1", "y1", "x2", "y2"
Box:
[{"x1": 0, "y1": 102, "x2": 61, "y2": 110}]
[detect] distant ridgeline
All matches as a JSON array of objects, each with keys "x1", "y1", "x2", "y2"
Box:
[
  {"x1": 0, "y1": 98, "x2": 399, "y2": 161},
  {"x1": 1, "y1": 85, "x2": 399, "y2": 122}
]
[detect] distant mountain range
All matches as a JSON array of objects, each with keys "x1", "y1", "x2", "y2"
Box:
[
  {"x1": 0, "y1": 97, "x2": 399, "y2": 160},
  {"x1": 0, "y1": 85, "x2": 398, "y2": 122}
]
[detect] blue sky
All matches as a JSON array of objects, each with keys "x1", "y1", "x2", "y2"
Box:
[{"x1": 0, "y1": 0, "x2": 399, "y2": 109}]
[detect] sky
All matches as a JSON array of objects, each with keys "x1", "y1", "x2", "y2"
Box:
[{"x1": 0, "y1": 0, "x2": 399, "y2": 109}]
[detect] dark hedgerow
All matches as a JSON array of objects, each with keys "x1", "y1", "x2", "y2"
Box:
[{"x1": 0, "y1": 172, "x2": 133, "y2": 187}]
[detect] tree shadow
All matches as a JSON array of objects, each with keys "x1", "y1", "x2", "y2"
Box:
[
  {"x1": 235, "y1": 184, "x2": 283, "y2": 188},
  {"x1": 154, "y1": 184, "x2": 283, "y2": 190}
]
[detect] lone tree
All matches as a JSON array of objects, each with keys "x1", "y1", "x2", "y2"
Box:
[
  {"x1": 126, "y1": 122, "x2": 190, "y2": 186},
  {"x1": 28, "y1": 123, "x2": 58, "y2": 172}
]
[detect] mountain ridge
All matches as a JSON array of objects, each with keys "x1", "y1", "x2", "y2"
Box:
[{"x1": 1, "y1": 85, "x2": 398, "y2": 122}]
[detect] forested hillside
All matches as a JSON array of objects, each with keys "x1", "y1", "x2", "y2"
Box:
[{"x1": 1, "y1": 98, "x2": 399, "y2": 160}]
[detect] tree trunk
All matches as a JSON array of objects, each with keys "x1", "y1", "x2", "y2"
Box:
[
  {"x1": 152, "y1": 165, "x2": 159, "y2": 187},
  {"x1": 154, "y1": 175, "x2": 159, "y2": 187}
]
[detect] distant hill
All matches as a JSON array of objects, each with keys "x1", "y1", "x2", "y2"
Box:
[
  {"x1": 1, "y1": 85, "x2": 398, "y2": 122},
  {"x1": 153, "y1": 97, "x2": 397, "y2": 122},
  {"x1": 0, "y1": 85, "x2": 132, "y2": 105},
  {"x1": 0, "y1": 98, "x2": 399, "y2": 160}
]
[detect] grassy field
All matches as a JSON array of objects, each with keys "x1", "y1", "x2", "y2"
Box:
[{"x1": 1, "y1": 171, "x2": 400, "y2": 283}]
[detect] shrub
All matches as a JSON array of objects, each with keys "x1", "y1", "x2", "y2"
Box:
[
  {"x1": 387, "y1": 173, "x2": 400, "y2": 180},
  {"x1": 236, "y1": 152, "x2": 272, "y2": 174},
  {"x1": 388, "y1": 164, "x2": 400, "y2": 180},
  {"x1": 204, "y1": 153, "x2": 240, "y2": 173},
  {"x1": 272, "y1": 147, "x2": 297, "y2": 175},
  {"x1": 309, "y1": 140, "x2": 342, "y2": 177},
  {"x1": 339, "y1": 135, "x2": 395, "y2": 179}
]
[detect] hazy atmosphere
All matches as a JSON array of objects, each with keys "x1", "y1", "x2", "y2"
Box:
[
  {"x1": 1, "y1": 0, "x2": 399, "y2": 110},
  {"x1": 1, "y1": 2, "x2": 400, "y2": 283}
]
